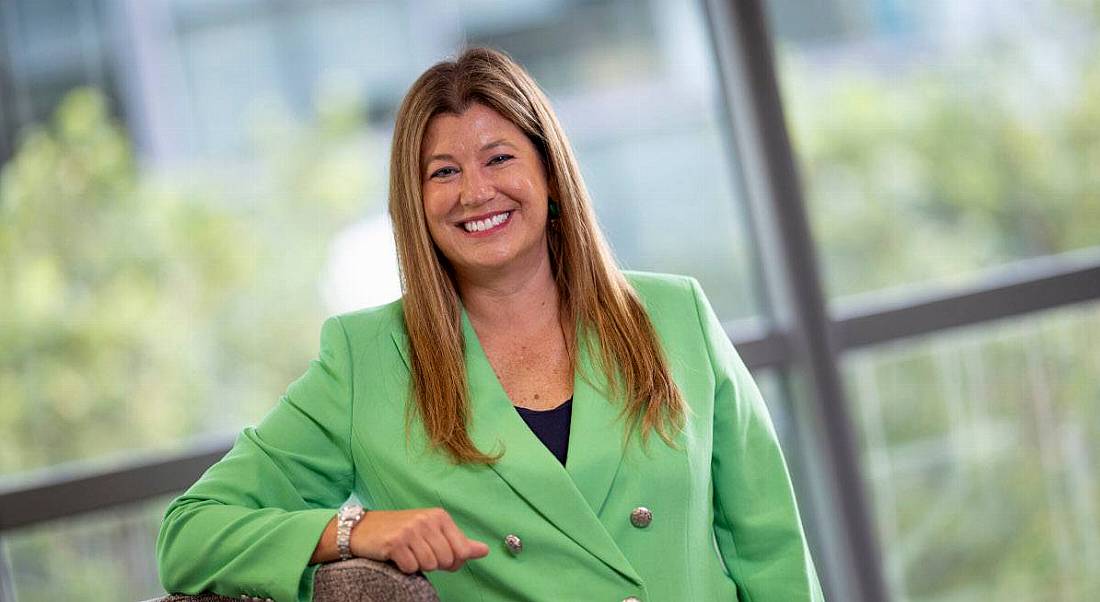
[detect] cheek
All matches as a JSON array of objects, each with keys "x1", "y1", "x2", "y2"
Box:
[
  {"x1": 422, "y1": 188, "x2": 450, "y2": 221},
  {"x1": 502, "y1": 172, "x2": 547, "y2": 202},
  {"x1": 421, "y1": 193, "x2": 451, "y2": 239}
]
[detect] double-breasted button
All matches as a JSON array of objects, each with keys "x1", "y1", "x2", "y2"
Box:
[
  {"x1": 630, "y1": 506, "x2": 652, "y2": 528},
  {"x1": 504, "y1": 533, "x2": 523, "y2": 554}
]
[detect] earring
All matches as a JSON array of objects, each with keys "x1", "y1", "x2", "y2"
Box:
[{"x1": 548, "y1": 198, "x2": 560, "y2": 219}]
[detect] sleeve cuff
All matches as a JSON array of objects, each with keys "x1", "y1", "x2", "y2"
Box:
[{"x1": 291, "y1": 508, "x2": 340, "y2": 602}]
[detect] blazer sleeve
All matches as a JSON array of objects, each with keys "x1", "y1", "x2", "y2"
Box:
[
  {"x1": 688, "y1": 278, "x2": 825, "y2": 602},
  {"x1": 156, "y1": 316, "x2": 356, "y2": 602}
]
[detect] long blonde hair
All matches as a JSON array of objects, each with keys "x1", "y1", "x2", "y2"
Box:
[{"x1": 389, "y1": 47, "x2": 686, "y2": 464}]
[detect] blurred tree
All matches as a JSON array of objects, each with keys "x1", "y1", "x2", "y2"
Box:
[
  {"x1": 0, "y1": 87, "x2": 370, "y2": 476},
  {"x1": 781, "y1": 49, "x2": 1100, "y2": 299}
]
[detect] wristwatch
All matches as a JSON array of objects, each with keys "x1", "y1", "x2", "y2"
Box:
[{"x1": 336, "y1": 503, "x2": 366, "y2": 561}]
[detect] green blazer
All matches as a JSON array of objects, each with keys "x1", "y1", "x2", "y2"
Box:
[{"x1": 157, "y1": 271, "x2": 824, "y2": 602}]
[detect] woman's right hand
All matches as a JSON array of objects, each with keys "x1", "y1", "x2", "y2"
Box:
[{"x1": 351, "y1": 508, "x2": 490, "y2": 573}]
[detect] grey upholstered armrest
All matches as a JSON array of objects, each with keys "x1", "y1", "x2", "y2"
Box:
[{"x1": 146, "y1": 558, "x2": 440, "y2": 602}]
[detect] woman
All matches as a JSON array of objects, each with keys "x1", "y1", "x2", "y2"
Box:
[{"x1": 157, "y1": 47, "x2": 824, "y2": 602}]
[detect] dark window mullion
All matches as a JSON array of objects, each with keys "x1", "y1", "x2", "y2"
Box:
[{"x1": 701, "y1": 1, "x2": 890, "y2": 601}]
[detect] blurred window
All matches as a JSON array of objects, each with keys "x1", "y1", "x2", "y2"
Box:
[
  {"x1": 765, "y1": 0, "x2": 1100, "y2": 301},
  {"x1": 3, "y1": 497, "x2": 170, "y2": 601},
  {"x1": 762, "y1": 2, "x2": 1100, "y2": 599},
  {"x1": 842, "y1": 301, "x2": 1100, "y2": 600},
  {"x1": 0, "y1": 0, "x2": 120, "y2": 159}
]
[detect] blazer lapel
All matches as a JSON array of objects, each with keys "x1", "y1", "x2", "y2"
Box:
[
  {"x1": 389, "y1": 309, "x2": 640, "y2": 586},
  {"x1": 563, "y1": 328, "x2": 627, "y2": 517}
]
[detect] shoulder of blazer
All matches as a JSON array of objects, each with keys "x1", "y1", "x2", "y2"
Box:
[
  {"x1": 622, "y1": 269, "x2": 697, "y2": 314},
  {"x1": 329, "y1": 296, "x2": 407, "y2": 348}
]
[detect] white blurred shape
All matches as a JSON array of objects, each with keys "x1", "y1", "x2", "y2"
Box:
[{"x1": 323, "y1": 212, "x2": 403, "y2": 314}]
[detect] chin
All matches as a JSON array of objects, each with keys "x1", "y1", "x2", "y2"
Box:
[
  {"x1": 465, "y1": 257, "x2": 517, "y2": 273},
  {"x1": 455, "y1": 250, "x2": 529, "y2": 275}
]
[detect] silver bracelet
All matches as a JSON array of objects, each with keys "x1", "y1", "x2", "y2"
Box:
[{"x1": 336, "y1": 503, "x2": 366, "y2": 561}]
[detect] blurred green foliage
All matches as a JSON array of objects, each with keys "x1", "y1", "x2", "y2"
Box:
[
  {"x1": 782, "y1": 42, "x2": 1100, "y2": 299},
  {"x1": 0, "y1": 88, "x2": 370, "y2": 476}
]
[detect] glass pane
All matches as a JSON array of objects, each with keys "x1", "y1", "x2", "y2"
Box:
[
  {"x1": 764, "y1": 0, "x2": 1100, "y2": 300},
  {"x1": 1, "y1": 0, "x2": 118, "y2": 138},
  {"x1": 1, "y1": 0, "x2": 761, "y2": 478},
  {"x1": 3, "y1": 496, "x2": 170, "y2": 601},
  {"x1": 844, "y1": 301, "x2": 1100, "y2": 601},
  {"x1": 753, "y1": 368, "x2": 795, "y2": 448}
]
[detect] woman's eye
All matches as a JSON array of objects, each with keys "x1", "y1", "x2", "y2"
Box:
[
  {"x1": 488, "y1": 154, "x2": 513, "y2": 165},
  {"x1": 430, "y1": 167, "x2": 457, "y2": 179}
]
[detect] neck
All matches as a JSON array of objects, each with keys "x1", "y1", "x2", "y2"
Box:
[{"x1": 455, "y1": 250, "x2": 560, "y2": 332}]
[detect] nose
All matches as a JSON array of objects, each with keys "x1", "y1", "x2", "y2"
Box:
[{"x1": 460, "y1": 167, "x2": 495, "y2": 207}]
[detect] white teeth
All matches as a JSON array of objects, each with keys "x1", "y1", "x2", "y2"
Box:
[{"x1": 463, "y1": 211, "x2": 510, "y2": 232}]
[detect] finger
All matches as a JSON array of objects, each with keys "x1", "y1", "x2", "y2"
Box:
[
  {"x1": 407, "y1": 534, "x2": 439, "y2": 572},
  {"x1": 424, "y1": 527, "x2": 455, "y2": 571},
  {"x1": 438, "y1": 518, "x2": 470, "y2": 570},
  {"x1": 390, "y1": 545, "x2": 419, "y2": 574},
  {"x1": 440, "y1": 516, "x2": 487, "y2": 561},
  {"x1": 465, "y1": 538, "x2": 490, "y2": 558}
]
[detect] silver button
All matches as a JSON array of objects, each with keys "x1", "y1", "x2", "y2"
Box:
[
  {"x1": 504, "y1": 533, "x2": 523, "y2": 554},
  {"x1": 630, "y1": 506, "x2": 652, "y2": 528},
  {"x1": 623, "y1": 597, "x2": 642, "y2": 602}
]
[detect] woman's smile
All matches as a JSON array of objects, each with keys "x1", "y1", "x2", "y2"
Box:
[{"x1": 458, "y1": 209, "x2": 514, "y2": 236}]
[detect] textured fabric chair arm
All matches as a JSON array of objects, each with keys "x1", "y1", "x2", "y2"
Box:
[{"x1": 146, "y1": 558, "x2": 440, "y2": 602}]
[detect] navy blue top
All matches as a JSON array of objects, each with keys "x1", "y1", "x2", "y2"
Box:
[{"x1": 514, "y1": 398, "x2": 573, "y2": 465}]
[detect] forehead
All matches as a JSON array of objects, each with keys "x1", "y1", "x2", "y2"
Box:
[{"x1": 421, "y1": 103, "x2": 525, "y2": 158}]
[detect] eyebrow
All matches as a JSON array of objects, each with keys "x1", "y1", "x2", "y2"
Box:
[{"x1": 424, "y1": 139, "x2": 516, "y2": 165}]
